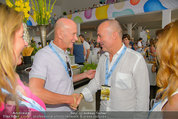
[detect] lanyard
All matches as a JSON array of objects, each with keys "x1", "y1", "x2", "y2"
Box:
[
  {"x1": 150, "y1": 100, "x2": 161, "y2": 111},
  {"x1": 105, "y1": 46, "x2": 127, "y2": 85},
  {"x1": 147, "y1": 100, "x2": 161, "y2": 119},
  {"x1": 17, "y1": 91, "x2": 45, "y2": 112},
  {"x1": 49, "y1": 43, "x2": 72, "y2": 79},
  {"x1": 1, "y1": 88, "x2": 45, "y2": 112}
]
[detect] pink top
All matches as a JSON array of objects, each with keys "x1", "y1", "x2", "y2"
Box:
[
  {"x1": 17, "y1": 78, "x2": 46, "y2": 111},
  {"x1": 0, "y1": 78, "x2": 46, "y2": 118}
]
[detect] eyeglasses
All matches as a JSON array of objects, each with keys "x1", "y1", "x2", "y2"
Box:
[{"x1": 66, "y1": 61, "x2": 72, "y2": 77}]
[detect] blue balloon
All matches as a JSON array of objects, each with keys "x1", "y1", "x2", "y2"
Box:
[
  {"x1": 27, "y1": 20, "x2": 32, "y2": 26},
  {"x1": 144, "y1": 0, "x2": 167, "y2": 12}
]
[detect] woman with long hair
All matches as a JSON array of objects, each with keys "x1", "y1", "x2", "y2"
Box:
[
  {"x1": 151, "y1": 20, "x2": 178, "y2": 112},
  {"x1": 0, "y1": 3, "x2": 46, "y2": 118}
]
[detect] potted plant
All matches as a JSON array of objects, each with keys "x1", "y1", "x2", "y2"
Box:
[{"x1": 31, "y1": 0, "x2": 56, "y2": 47}]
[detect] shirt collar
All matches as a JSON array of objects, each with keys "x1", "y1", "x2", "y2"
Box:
[
  {"x1": 116, "y1": 44, "x2": 125, "y2": 56},
  {"x1": 104, "y1": 44, "x2": 125, "y2": 58},
  {"x1": 50, "y1": 40, "x2": 68, "y2": 55}
]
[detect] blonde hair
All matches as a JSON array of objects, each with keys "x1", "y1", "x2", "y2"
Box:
[
  {"x1": 156, "y1": 20, "x2": 178, "y2": 103},
  {"x1": 75, "y1": 37, "x2": 82, "y2": 44},
  {"x1": 0, "y1": 4, "x2": 23, "y2": 105}
]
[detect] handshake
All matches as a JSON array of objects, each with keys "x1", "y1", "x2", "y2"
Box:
[{"x1": 69, "y1": 93, "x2": 84, "y2": 110}]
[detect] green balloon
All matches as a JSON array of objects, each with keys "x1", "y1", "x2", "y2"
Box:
[{"x1": 73, "y1": 16, "x2": 83, "y2": 23}]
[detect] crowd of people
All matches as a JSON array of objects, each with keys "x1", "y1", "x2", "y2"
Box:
[
  {"x1": 0, "y1": 3, "x2": 177, "y2": 118},
  {"x1": 122, "y1": 34, "x2": 157, "y2": 63}
]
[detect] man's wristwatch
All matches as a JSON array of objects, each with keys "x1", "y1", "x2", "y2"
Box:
[{"x1": 80, "y1": 93, "x2": 84, "y2": 99}]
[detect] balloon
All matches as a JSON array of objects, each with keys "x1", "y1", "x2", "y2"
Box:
[
  {"x1": 144, "y1": 0, "x2": 167, "y2": 12},
  {"x1": 130, "y1": 0, "x2": 141, "y2": 5},
  {"x1": 95, "y1": 5, "x2": 109, "y2": 20},
  {"x1": 27, "y1": 20, "x2": 32, "y2": 26},
  {"x1": 84, "y1": 9, "x2": 92, "y2": 19},
  {"x1": 74, "y1": 16, "x2": 83, "y2": 23},
  {"x1": 28, "y1": 16, "x2": 37, "y2": 26},
  {"x1": 67, "y1": 14, "x2": 72, "y2": 19}
]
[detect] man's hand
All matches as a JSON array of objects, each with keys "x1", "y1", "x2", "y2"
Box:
[
  {"x1": 76, "y1": 94, "x2": 84, "y2": 106},
  {"x1": 69, "y1": 93, "x2": 80, "y2": 110},
  {"x1": 85, "y1": 70, "x2": 96, "y2": 79}
]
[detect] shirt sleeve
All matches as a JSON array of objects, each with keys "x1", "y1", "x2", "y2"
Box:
[
  {"x1": 85, "y1": 42, "x2": 90, "y2": 50},
  {"x1": 133, "y1": 56, "x2": 150, "y2": 111},
  {"x1": 138, "y1": 42, "x2": 142, "y2": 47},
  {"x1": 29, "y1": 50, "x2": 48, "y2": 80},
  {"x1": 81, "y1": 57, "x2": 103, "y2": 102}
]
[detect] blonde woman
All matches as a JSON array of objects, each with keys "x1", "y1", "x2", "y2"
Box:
[
  {"x1": 0, "y1": 4, "x2": 46, "y2": 117},
  {"x1": 71, "y1": 37, "x2": 86, "y2": 65},
  {"x1": 150, "y1": 20, "x2": 178, "y2": 113}
]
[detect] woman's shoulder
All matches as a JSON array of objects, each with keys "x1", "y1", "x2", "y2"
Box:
[{"x1": 163, "y1": 92, "x2": 178, "y2": 111}]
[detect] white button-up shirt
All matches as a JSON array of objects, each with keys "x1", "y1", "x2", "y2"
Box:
[{"x1": 82, "y1": 45, "x2": 150, "y2": 111}]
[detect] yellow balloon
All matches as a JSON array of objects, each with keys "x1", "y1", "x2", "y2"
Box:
[
  {"x1": 67, "y1": 14, "x2": 72, "y2": 19},
  {"x1": 95, "y1": 5, "x2": 109, "y2": 20}
]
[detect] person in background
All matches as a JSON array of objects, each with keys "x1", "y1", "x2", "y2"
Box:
[
  {"x1": 93, "y1": 40, "x2": 97, "y2": 47},
  {"x1": 149, "y1": 42, "x2": 156, "y2": 62},
  {"x1": 29, "y1": 18, "x2": 96, "y2": 111},
  {"x1": 151, "y1": 29, "x2": 164, "y2": 73},
  {"x1": 80, "y1": 34, "x2": 90, "y2": 62},
  {"x1": 90, "y1": 40, "x2": 95, "y2": 51},
  {"x1": 37, "y1": 42, "x2": 42, "y2": 48},
  {"x1": 122, "y1": 34, "x2": 131, "y2": 48},
  {"x1": 132, "y1": 42, "x2": 137, "y2": 51},
  {"x1": 70, "y1": 37, "x2": 85, "y2": 65},
  {"x1": 93, "y1": 43, "x2": 101, "y2": 55},
  {"x1": 130, "y1": 38, "x2": 134, "y2": 48},
  {"x1": 150, "y1": 20, "x2": 178, "y2": 112},
  {"x1": 137, "y1": 37, "x2": 143, "y2": 53},
  {"x1": 0, "y1": 3, "x2": 46, "y2": 117},
  {"x1": 77, "y1": 19, "x2": 149, "y2": 111}
]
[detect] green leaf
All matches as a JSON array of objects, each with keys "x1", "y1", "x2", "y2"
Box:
[
  {"x1": 48, "y1": 0, "x2": 51, "y2": 12},
  {"x1": 50, "y1": 0, "x2": 56, "y2": 12},
  {"x1": 9, "y1": 0, "x2": 15, "y2": 6}
]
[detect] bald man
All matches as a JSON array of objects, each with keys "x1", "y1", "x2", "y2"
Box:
[
  {"x1": 29, "y1": 18, "x2": 95, "y2": 111},
  {"x1": 79, "y1": 20, "x2": 149, "y2": 111}
]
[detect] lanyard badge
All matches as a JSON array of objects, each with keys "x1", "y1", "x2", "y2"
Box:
[
  {"x1": 101, "y1": 46, "x2": 127, "y2": 101},
  {"x1": 101, "y1": 85, "x2": 111, "y2": 101}
]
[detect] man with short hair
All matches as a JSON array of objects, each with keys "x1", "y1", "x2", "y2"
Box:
[
  {"x1": 137, "y1": 37, "x2": 143, "y2": 52},
  {"x1": 78, "y1": 20, "x2": 149, "y2": 111},
  {"x1": 29, "y1": 18, "x2": 95, "y2": 111},
  {"x1": 79, "y1": 34, "x2": 90, "y2": 62}
]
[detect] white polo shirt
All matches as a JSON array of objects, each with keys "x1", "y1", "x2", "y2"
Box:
[{"x1": 29, "y1": 41, "x2": 74, "y2": 111}]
